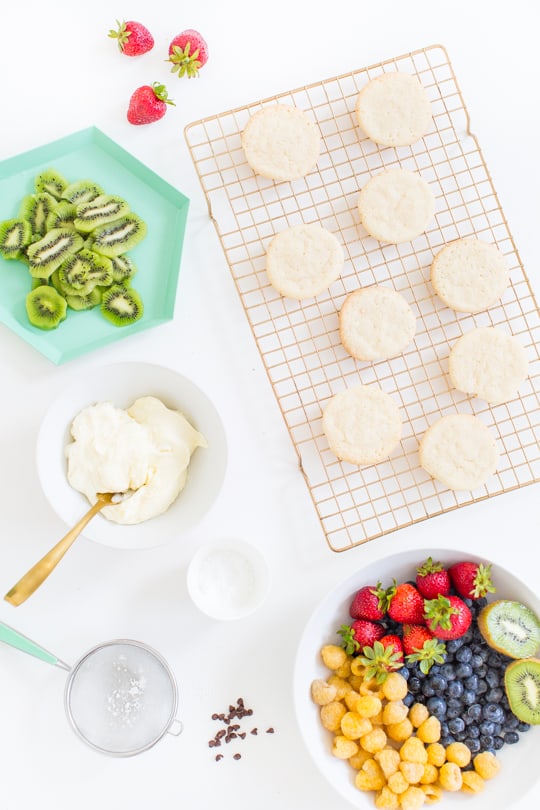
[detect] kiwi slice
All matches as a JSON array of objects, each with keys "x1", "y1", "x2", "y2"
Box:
[
  {"x1": 91, "y1": 214, "x2": 147, "y2": 258},
  {"x1": 101, "y1": 284, "x2": 143, "y2": 326},
  {"x1": 66, "y1": 288, "x2": 102, "y2": 311},
  {"x1": 45, "y1": 201, "x2": 77, "y2": 231},
  {"x1": 111, "y1": 254, "x2": 138, "y2": 283},
  {"x1": 57, "y1": 252, "x2": 96, "y2": 292},
  {"x1": 478, "y1": 599, "x2": 540, "y2": 659},
  {"x1": 27, "y1": 228, "x2": 84, "y2": 279},
  {"x1": 25, "y1": 285, "x2": 67, "y2": 330},
  {"x1": 61, "y1": 179, "x2": 104, "y2": 206},
  {"x1": 19, "y1": 193, "x2": 58, "y2": 237},
  {"x1": 0, "y1": 218, "x2": 33, "y2": 259},
  {"x1": 505, "y1": 658, "x2": 540, "y2": 724},
  {"x1": 74, "y1": 194, "x2": 130, "y2": 233},
  {"x1": 34, "y1": 168, "x2": 68, "y2": 200},
  {"x1": 82, "y1": 250, "x2": 113, "y2": 286}
]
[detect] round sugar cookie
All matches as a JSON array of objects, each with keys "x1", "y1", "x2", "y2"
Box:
[
  {"x1": 339, "y1": 285, "x2": 416, "y2": 361},
  {"x1": 357, "y1": 169, "x2": 435, "y2": 244},
  {"x1": 355, "y1": 72, "x2": 433, "y2": 147},
  {"x1": 322, "y1": 384, "x2": 402, "y2": 466},
  {"x1": 241, "y1": 103, "x2": 321, "y2": 181},
  {"x1": 419, "y1": 413, "x2": 499, "y2": 491},
  {"x1": 265, "y1": 223, "x2": 344, "y2": 300},
  {"x1": 449, "y1": 327, "x2": 528, "y2": 405},
  {"x1": 430, "y1": 238, "x2": 510, "y2": 313}
]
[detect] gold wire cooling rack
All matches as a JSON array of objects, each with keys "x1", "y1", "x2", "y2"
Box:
[{"x1": 184, "y1": 43, "x2": 540, "y2": 553}]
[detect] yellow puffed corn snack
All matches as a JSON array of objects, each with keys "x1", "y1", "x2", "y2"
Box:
[
  {"x1": 321, "y1": 644, "x2": 348, "y2": 671},
  {"x1": 420, "y1": 784, "x2": 442, "y2": 804},
  {"x1": 419, "y1": 764, "x2": 438, "y2": 785},
  {"x1": 375, "y1": 786, "x2": 399, "y2": 809},
  {"x1": 328, "y1": 674, "x2": 352, "y2": 700},
  {"x1": 335, "y1": 659, "x2": 352, "y2": 679},
  {"x1": 399, "y1": 736, "x2": 428, "y2": 764},
  {"x1": 400, "y1": 785, "x2": 426, "y2": 810},
  {"x1": 341, "y1": 711, "x2": 372, "y2": 740},
  {"x1": 473, "y1": 751, "x2": 501, "y2": 780},
  {"x1": 310, "y1": 678, "x2": 337, "y2": 706},
  {"x1": 426, "y1": 742, "x2": 446, "y2": 767},
  {"x1": 408, "y1": 703, "x2": 429, "y2": 728},
  {"x1": 382, "y1": 700, "x2": 409, "y2": 726},
  {"x1": 461, "y1": 770, "x2": 485, "y2": 794},
  {"x1": 438, "y1": 761, "x2": 463, "y2": 791},
  {"x1": 349, "y1": 748, "x2": 373, "y2": 770},
  {"x1": 374, "y1": 747, "x2": 401, "y2": 778},
  {"x1": 355, "y1": 758, "x2": 386, "y2": 791},
  {"x1": 386, "y1": 717, "x2": 414, "y2": 742},
  {"x1": 356, "y1": 694, "x2": 383, "y2": 718},
  {"x1": 344, "y1": 690, "x2": 361, "y2": 711},
  {"x1": 351, "y1": 657, "x2": 366, "y2": 677},
  {"x1": 387, "y1": 771, "x2": 409, "y2": 795},
  {"x1": 399, "y1": 761, "x2": 425, "y2": 785},
  {"x1": 382, "y1": 672, "x2": 408, "y2": 701},
  {"x1": 332, "y1": 734, "x2": 358, "y2": 759},
  {"x1": 360, "y1": 727, "x2": 387, "y2": 753},
  {"x1": 416, "y1": 716, "x2": 441, "y2": 744},
  {"x1": 445, "y1": 741, "x2": 471, "y2": 768},
  {"x1": 320, "y1": 701, "x2": 347, "y2": 732}
]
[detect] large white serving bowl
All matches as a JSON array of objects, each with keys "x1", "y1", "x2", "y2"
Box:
[
  {"x1": 36, "y1": 361, "x2": 228, "y2": 549},
  {"x1": 293, "y1": 547, "x2": 540, "y2": 810}
]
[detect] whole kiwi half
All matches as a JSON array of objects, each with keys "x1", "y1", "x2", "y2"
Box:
[{"x1": 504, "y1": 657, "x2": 540, "y2": 724}]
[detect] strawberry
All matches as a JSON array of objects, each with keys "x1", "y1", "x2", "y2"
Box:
[
  {"x1": 337, "y1": 620, "x2": 384, "y2": 655},
  {"x1": 349, "y1": 582, "x2": 388, "y2": 621},
  {"x1": 379, "y1": 634, "x2": 404, "y2": 663},
  {"x1": 387, "y1": 582, "x2": 425, "y2": 625},
  {"x1": 127, "y1": 82, "x2": 175, "y2": 126},
  {"x1": 415, "y1": 556, "x2": 451, "y2": 599},
  {"x1": 108, "y1": 20, "x2": 154, "y2": 56},
  {"x1": 167, "y1": 29, "x2": 209, "y2": 78},
  {"x1": 402, "y1": 625, "x2": 447, "y2": 674},
  {"x1": 424, "y1": 594, "x2": 472, "y2": 640},
  {"x1": 448, "y1": 561, "x2": 496, "y2": 600},
  {"x1": 359, "y1": 639, "x2": 404, "y2": 684}
]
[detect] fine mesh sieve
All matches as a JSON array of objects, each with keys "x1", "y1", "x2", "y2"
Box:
[{"x1": 0, "y1": 622, "x2": 182, "y2": 756}]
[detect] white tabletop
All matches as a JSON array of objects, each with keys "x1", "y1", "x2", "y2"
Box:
[{"x1": 1, "y1": 1, "x2": 539, "y2": 808}]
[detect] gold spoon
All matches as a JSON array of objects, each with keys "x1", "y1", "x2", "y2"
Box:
[{"x1": 4, "y1": 492, "x2": 128, "y2": 607}]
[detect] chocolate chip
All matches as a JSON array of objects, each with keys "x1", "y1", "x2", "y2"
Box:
[
  {"x1": 215, "y1": 754, "x2": 223, "y2": 762},
  {"x1": 250, "y1": 728, "x2": 258, "y2": 735},
  {"x1": 211, "y1": 713, "x2": 219, "y2": 720},
  {"x1": 239, "y1": 732, "x2": 246, "y2": 740},
  {"x1": 233, "y1": 753, "x2": 241, "y2": 760},
  {"x1": 266, "y1": 727, "x2": 275, "y2": 734}
]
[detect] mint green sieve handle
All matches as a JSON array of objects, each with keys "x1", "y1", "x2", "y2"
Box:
[{"x1": 0, "y1": 621, "x2": 69, "y2": 669}]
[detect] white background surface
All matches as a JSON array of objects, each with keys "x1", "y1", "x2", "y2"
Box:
[{"x1": 0, "y1": 1, "x2": 539, "y2": 808}]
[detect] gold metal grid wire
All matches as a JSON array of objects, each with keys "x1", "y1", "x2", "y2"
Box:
[{"x1": 185, "y1": 44, "x2": 540, "y2": 552}]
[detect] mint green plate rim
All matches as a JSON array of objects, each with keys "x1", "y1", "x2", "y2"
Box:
[{"x1": 0, "y1": 127, "x2": 190, "y2": 364}]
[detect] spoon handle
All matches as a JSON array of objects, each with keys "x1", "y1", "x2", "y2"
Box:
[{"x1": 4, "y1": 497, "x2": 109, "y2": 607}]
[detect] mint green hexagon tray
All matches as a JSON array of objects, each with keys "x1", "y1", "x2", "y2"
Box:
[{"x1": 0, "y1": 127, "x2": 189, "y2": 363}]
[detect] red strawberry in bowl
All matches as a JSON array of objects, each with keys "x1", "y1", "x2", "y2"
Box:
[
  {"x1": 167, "y1": 29, "x2": 209, "y2": 78},
  {"x1": 358, "y1": 638, "x2": 404, "y2": 684},
  {"x1": 379, "y1": 634, "x2": 404, "y2": 663},
  {"x1": 415, "y1": 556, "x2": 451, "y2": 599},
  {"x1": 402, "y1": 624, "x2": 447, "y2": 674},
  {"x1": 448, "y1": 560, "x2": 496, "y2": 600},
  {"x1": 424, "y1": 593, "x2": 472, "y2": 640},
  {"x1": 337, "y1": 620, "x2": 384, "y2": 655},
  {"x1": 108, "y1": 20, "x2": 154, "y2": 56},
  {"x1": 127, "y1": 82, "x2": 175, "y2": 126},
  {"x1": 387, "y1": 581, "x2": 425, "y2": 625},
  {"x1": 349, "y1": 583, "x2": 388, "y2": 621}
]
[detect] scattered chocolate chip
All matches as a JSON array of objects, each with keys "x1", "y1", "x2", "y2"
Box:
[
  {"x1": 250, "y1": 728, "x2": 258, "y2": 735},
  {"x1": 216, "y1": 729, "x2": 226, "y2": 739},
  {"x1": 208, "y1": 740, "x2": 216, "y2": 748},
  {"x1": 246, "y1": 708, "x2": 253, "y2": 716},
  {"x1": 233, "y1": 753, "x2": 241, "y2": 760},
  {"x1": 215, "y1": 754, "x2": 223, "y2": 762},
  {"x1": 211, "y1": 713, "x2": 219, "y2": 720},
  {"x1": 238, "y1": 698, "x2": 244, "y2": 707},
  {"x1": 239, "y1": 732, "x2": 246, "y2": 740},
  {"x1": 266, "y1": 727, "x2": 275, "y2": 734}
]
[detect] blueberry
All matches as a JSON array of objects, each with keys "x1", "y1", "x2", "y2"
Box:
[
  {"x1": 456, "y1": 646, "x2": 473, "y2": 663},
  {"x1": 427, "y1": 696, "x2": 447, "y2": 719},
  {"x1": 403, "y1": 692, "x2": 415, "y2": 708},
  {"x1": 446, "y1": 706, "x2": 462, "y2": 720},
  {"x1": 408, "y1": 676, "x2": 422, "y2": 693},
  {"x1": 504, "y1": 731, "x2": 519, "y2": 744},
  {"x1": 464, "y1": 737, "x2": 481, "y2": 753},
  {"x1": 502, "y1": 714, "x2": 519, "y2": 731},
  {"x1": 447, "y1": 680, "x2": 464, "y2": 699},
  {"x1": 479, "y1": 721, "x2": 495, "y2": 736},
  {"x1": 492, "y1": 735, "x2": 505, "y2": 750},
  {"x1": 440, "y1": 721, "x2": 449, "y2": 736},
  {"x1": 464, "y1": 674, "x2": 479, "y2": 692},
  {"x1": 428, "y1": 674, "x2": 447, "y2": 693},
  {"x1": 455, "y1": 663, "x2": 473, "y2": 680},
  {"x1": 429, "y1": 664, "x2": 442, "y2": 676},
  {"x1": 476, "y1": 597, "x2": 488, "y2": 608},
  {"x1": 440, "y1": 735, "x2": 456, "y2": 747},
  {"x1": 470, "y1": 654, "x2": 484, "y2": 670},
  {"x1": 467, "y1": 704, "x2": 483, "y2": 722},
  {"x1": 476, "y1": 679, "x2": 488, "y2": 695},
  {"x1": 399, "y1": 666, "x2": 410, "y2": 681},
  {"x1": 448, "y1": 717, "x2": 465, "y2": 734},
  {"x1": 480, "y1": 734, "x2": 494, "y2": 749},
  {"x1": 482, "y1": 704, "x2": 504, "y2": 724},
  {"x1": 518, "y1": 721, "x2": 531, "y2": 732},
  {"x1": 486, "y1": 687, "x2": 503, "y2": 703},
  {"x1": 422, "y1": 682, "x2": 436, "y2": 698},
  {"x1": 467, "y1": 725, "x2": 480, "y2": 738},
  {"x1": 440, "y1": 664, "x2": 457, "y2": 681},
  {"x1": 446, "y1": 638, "x2": 465, "y2": 653},
  {"x1": 485, "y1": 669, "x2": 500, "y2": 688},
  {"x1": 462, "y1": 689, "x2": 477, "y2": 706}
]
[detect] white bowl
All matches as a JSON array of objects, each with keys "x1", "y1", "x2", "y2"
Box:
[
  {"x1": 293, "y1": 547, "x2": 540, "y2": 810},
  {"x1": 187, "y1": 538, "x2": 270, "y2": 620},
  {"x1": 36, "y1": 361, "x2": 228, "y2": 549}
]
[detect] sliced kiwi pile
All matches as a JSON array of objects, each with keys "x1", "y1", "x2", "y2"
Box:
[
  {"x1": 478, "y1": 599, "x2": 540, "y2": 659},
  {"x1": 0, "y1": 168, "x2": 147, "y2": 330}
]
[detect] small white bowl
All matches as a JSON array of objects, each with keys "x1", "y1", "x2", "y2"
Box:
[
  {"x1": 187, "y1": 538, "x2": 270, "y2": 620},
  {"x1": 35, "y1": 361, "x2": 228, "y2": 550}
]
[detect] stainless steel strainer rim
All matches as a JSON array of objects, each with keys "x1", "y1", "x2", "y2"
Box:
[{"x1": 64, "y1": 638, "x2": 180, "y2": 757}]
